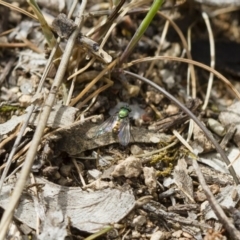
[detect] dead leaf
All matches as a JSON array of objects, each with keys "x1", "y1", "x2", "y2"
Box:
[
  {"x1": 201, "y1": 185, "x2": 240, "y2": 221},
  {"x1": 174, "y1": 158, "x2": 194, "y2": 203},
  {"x1": 0, "y1": 104, "x2": 78, "y2": 138},
  {"x1": 219, "y1": 101, "x2": 240, "y2": 148},
  {"x1": 0, "y1": 176, "x2": 135, "y2": 233}
]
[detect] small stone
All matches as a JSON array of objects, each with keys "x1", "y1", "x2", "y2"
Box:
[
  {"x1": 19, "y1": 94, "x2": 32, "y2": 106},
  {"x1": 195, "y1": 190, "x2": 207, "y2": 202},
  {"x1": 150, "y1": 136, "x2": 160, "y2": 143},
  {"x1": 143, "y1": 167, "x2": 157, "y2": 193},
  {"x1": 111, "y1": 156, "x2": 142, "y2": 178},
  {"x1": 209, "y1": 184, "x2": 220, "y2": 195},
  {"x1": 146, "y1": 91, "x2": 163, "y2": 104},
  {"x1": 132, "y1": 215, "x2": 146, "y2": 227},
  {"x1": 150, "y1": 231, "x2": 165, "y2": 240},
  {"x1": 53, "y1": 171, "x2": 61, "y2": 180},
  {"x1": 165, "y1": 104, "x2": 179, "y2": 115},
  {"x1": 130, "y1": 145, "x2": 144, "y2": 155},
  {"x1": 172, "y1": 230, "x2": 182, "y2": 238},
  {"x1": 182, "y1": 231, "x2": 193, "y2": 238},
  {"x1": 132, "y1": 230, "x2": 141, "y2": 238},
  {"x1": 10, "y1": 87, "x2": 19, "y2": 94},
  {"x1": 60, "y1": 164, "x2": 73, "y2": 177},
  {"x1": 88, "y1": 169, "x2": 102, "y2": 179},
  {"x1": 208, "y1": 118, "x2": 226, "y2": 137}
]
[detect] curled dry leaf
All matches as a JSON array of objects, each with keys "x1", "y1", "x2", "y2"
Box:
[
  {"x1": 201, "y1": 185, "x2": 240, "y2": 221},
  {"x1": 207, "y1": 118, "x2": 226, "y2": 137},
  {"x1": 199, "y1": 146, "x2": 240, "y2": 177},
  {"x1": 174, "y1": 158, "x2": 194, "y2": 203},
  {"x1": 0, "y1": 176, "x2": 135, "y2": 233},
  {"x1": 0, "y1": 104, "x2": 78, "y2": 138}
]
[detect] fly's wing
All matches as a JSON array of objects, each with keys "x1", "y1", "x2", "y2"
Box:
[
  {"x1": 95, "y1": 114, "x2": 117, "y2": 137},
  {"x1": 118, "y1": 118, "x2": 131, "y2": 146}
]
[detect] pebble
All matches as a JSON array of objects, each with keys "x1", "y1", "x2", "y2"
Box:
[
  {"x1": 111, "y1": 156, "x2": 142, "y2": 178},
  {"x1": 130, "y1": 144, "x2": 144, "y2": 155},
  {"x1": 182, "y1": 231, "x2": 194, "y2": 238},
  {"x1": 172, "y1": 230, "x2": 182, "y2": 238},
  {"x1": 150, "y1": 231, "x2": 165, "y2": 240},
  {"x1": 60, "y1": 164, "x2": 73, "y2": 177},
  {"x1": 132, "y1": 215, "x2": 146, "y2": 227},
  {"x1": 132, "y1": 230, "x2": 141, "y2": 238}
]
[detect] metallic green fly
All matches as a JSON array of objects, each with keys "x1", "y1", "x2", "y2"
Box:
[{"x1": 95, "y1": 106, "x2": 131, "y2": 146}]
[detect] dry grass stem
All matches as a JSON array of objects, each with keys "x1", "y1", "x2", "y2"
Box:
[
  {"x1": 145, "y1": 19, "x2": 170, "y2": 78},
  {"x1": 201, "y1": 11, "x2": 215, "y2": 110},
  {"x1": 126, "y1": 56, "x2": 240, "y2": 99},
  {"x1": 70, "y1": 59, "x2": 117, "y2": 106}
]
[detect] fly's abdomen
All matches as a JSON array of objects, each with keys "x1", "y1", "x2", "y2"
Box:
[{"x1": 112, "y1": 121, "x2": 121, "y2": 133}]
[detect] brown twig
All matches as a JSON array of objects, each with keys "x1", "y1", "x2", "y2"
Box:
[
  {"x1": 69, "y1": 59, "x2": 117, "y2": 106},
  {"x1": 192, "y1": 159, "x2": 240, "y2": 240}
]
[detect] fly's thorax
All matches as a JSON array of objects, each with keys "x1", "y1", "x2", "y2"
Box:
[{"x1": 118, "y1": 106, "x2": 131, "y2": 119}]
